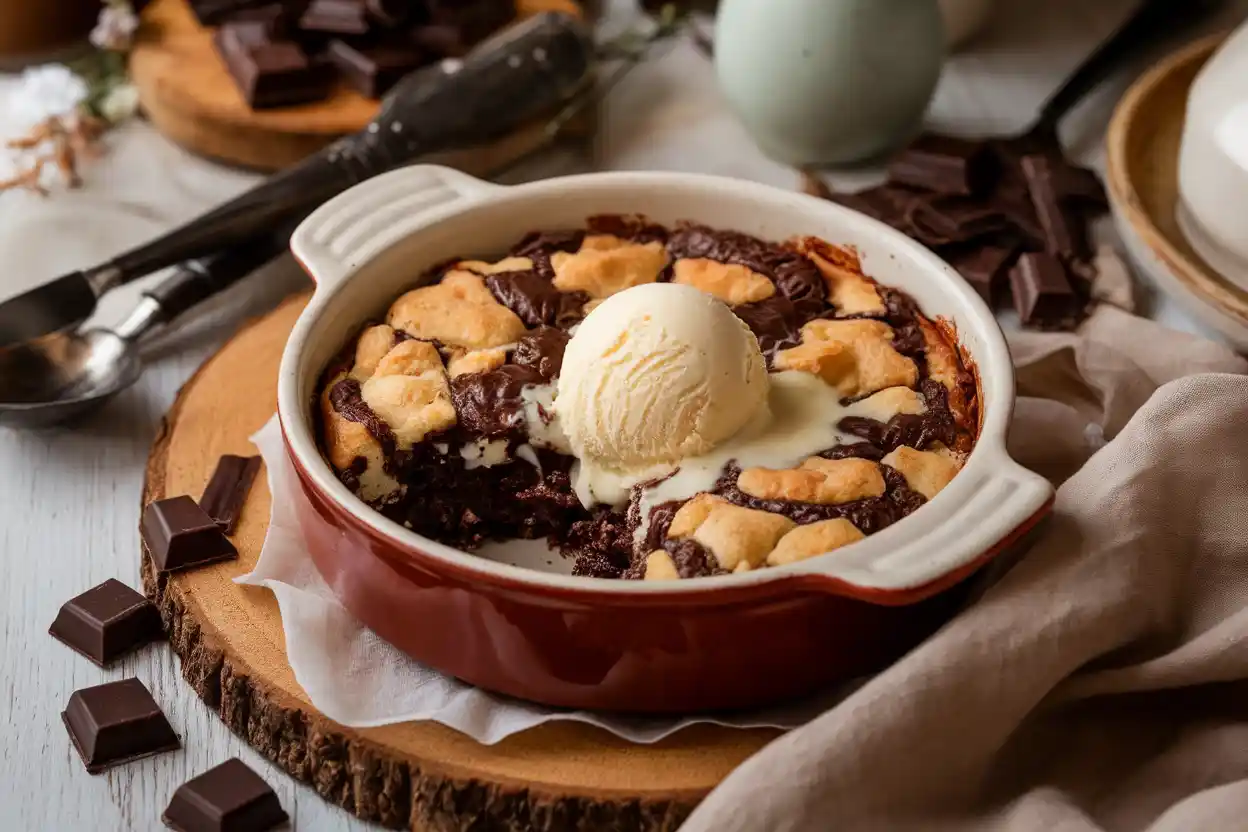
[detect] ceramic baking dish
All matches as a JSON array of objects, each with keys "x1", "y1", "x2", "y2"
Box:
[{"x1": 279, "y1": 165, "x2": 1054, "y2": 713}]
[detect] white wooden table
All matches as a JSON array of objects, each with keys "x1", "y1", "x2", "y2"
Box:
[{"x1": 1, "y1": 0, "x2": 1243, "y2": 828}]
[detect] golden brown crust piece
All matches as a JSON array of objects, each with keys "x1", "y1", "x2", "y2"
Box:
[
  {"x1": 737, "y1": 457, "x2": 886, "y2": 505},
  {"x1": 774, "y1": 319, "x2": 919, "y2": 398},
  {"x1": 791, "y1": 236, "x2": 886, "y2": 316},
  {"x1": 918, "y1": 316, "x2": 977, "y2": 446},
  {"x1": 882, "y1": 446, "x2": 960, "y2": 500},
  {"x1": 766, "y1": 519, "x2": 865, "y2": 567},
  {"x1": 849, "y1": 386, "x2": 926, "y2": 422},
  {"x1": 671, "y1": 258, "x2": 776, "y2": 305},
  {"x1": 387, "y1": 270, "x2": 526, "y2": 350},
  {"x1": 447, "y1": 347, "x2": 508, "y2": 378},
  {"x1": 457, "y1": 256, "x2": 534, "y2": 275},
  {"x1": 642, "y1": 550, "x2": 680, "y2": 580},
  {"x1": 358, "y1": 340, "x2": 457, "y2": 450},
  {"x1": 550, "y1": 235, "x2": 669, "y2": 299},
  {"x1": 668, "y1": 494, "x2": 796, "y2": 571}
]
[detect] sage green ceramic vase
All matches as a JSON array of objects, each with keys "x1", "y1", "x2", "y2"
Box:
[{"x1": 715, "y1": 0, "x2": 945, "y2": 166}]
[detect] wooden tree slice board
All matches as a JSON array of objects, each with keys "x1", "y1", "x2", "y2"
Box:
[
  {"x1": 131, "y1": 0, "x2": 588, "y2": 171},
  {"x1": 140, "y1": 293, "x2": 779, "y2": 832}
]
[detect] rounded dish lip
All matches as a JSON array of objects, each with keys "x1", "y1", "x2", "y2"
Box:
[{"x1": 279, "y1": 168, "x2": 1051, "y2": 598}]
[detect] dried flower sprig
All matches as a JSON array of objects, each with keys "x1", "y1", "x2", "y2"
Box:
[{"x1": 1, "y1": 1, "x2": 139, "y2": 195}]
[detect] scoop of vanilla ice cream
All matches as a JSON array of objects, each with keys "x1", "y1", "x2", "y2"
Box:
[{"x1": 556, "y1": 283, "x2": 769, "y2": 471}]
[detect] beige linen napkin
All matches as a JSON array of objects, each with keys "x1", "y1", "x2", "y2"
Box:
[{"x1": 683, "y1": 304, "x2": 1248, "y2": 832}]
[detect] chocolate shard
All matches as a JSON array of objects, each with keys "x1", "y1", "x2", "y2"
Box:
[
  {"x1": 298, "y1": 0, "x2": 370, "y2": 35},
  {"x1": 887, "y1": 134, "x2": 994, "y2": 196},
  {"x1": 49, "y1": 579, "x2": 164, "y2": 667},
  {"x1": 142, "y1": 496, "x2": 239, "y2": 574},
  {"x1": 1055, "y1": 163, "x2": 1109, "y2": 211},
  {"x1": 230, "y1": 2, "x2": 295, "y2": 38},
  {"x1": 215, "y1": 25, "x2": 334, "y2": 109},
  {"x1": 163, "y1": 758, "x2": 288, "y2": 832},
  {"x1": 326, "y1": 38, "x2": 426, "y2": 98},
  {"x1": 426, "y1": 0, "x2": 515, "y2": 43},
  {"x1": 947, "y1": 243, "x2": 1019, "y2": 306},
  {"x1": 62, "y1": 678, "x2": 180, "y2": 774},
  {"x1": 1009, "y1": 252, "x2": 1081, "y2": 327},
  {"x1": 905, "y1": 195, "x2": 1011, "y2": 247},
  {"x1": 199, "y1": 454, "x2": 262, "y2": 535},
  {"x1": 1021, "y1": 154, "x2": 1084, "y2": 258}
]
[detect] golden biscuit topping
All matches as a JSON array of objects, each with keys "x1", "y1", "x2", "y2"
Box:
[
  {"x1": 359, "y1": 340, "x2": 457, "y2": 449},
  {"x1": 737, "y1": 457, "x2": 886, "y2": 505},
  {"x1": 850, "y1": 386, "x2": 926, "y2": 422},
  {"x1": 774, "y1": 318, "x2": 918, "y2": 398},
  {"x1": 668, "y1": 494, "x2": 795, "y2": 571},
  {"x1": 882, "y1": 446, "x2": 960, "y2": 500},
  {"x1": 642, "y1": 550, "x2": 680, "y2": 580},
  {"x1": 550, "y1": 234, "x2": 669, "y2": 299},
  {"x1": 447, "y1": 347, "x2": 508, "y2": 377},
  {"x1": 793, "y1": 237, "x2": 886, "y2": 316},
  {"x1": 351, "y1": 324, "x2": 398, "y2": 380},
  {"x1": 387, "y1": 270, "x2": 526, "y2": 350},
  {"x1": 671, "y1": 258, "x2": 776, "y2": 306},
  {"x1": 766, "y1": 519, "x2": 864, "y2": 567},
  {"x1": 319, "y1": 373, "x2": 399, "y2": 503}
]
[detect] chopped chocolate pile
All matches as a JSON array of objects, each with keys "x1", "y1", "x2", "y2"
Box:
[
  {"x1": 824, "y1": 132, "x2": 1110, "y2": 330},
  {"x1": 196, "y1": 0, "x2": 517, "y2": 109}
]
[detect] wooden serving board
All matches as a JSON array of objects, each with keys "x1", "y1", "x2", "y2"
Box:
[
  {"x1": 139, "y1": 293, "x2": 778, "y2": 832},
  {"x1": 130, "y1": 0, "x2": 588, "y2": 171}
]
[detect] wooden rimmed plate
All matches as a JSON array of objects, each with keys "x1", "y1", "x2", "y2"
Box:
[{"x1": 1105, "y1": 33, "x2": 1248, "y2": 351}]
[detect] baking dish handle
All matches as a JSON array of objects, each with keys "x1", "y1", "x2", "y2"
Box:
[
  {"x1": 290, "y1": 165, "x2": 501, "y2": 289},
  {"x1": 792, "y1": 458, "x2": 1055, "y2": 605}
]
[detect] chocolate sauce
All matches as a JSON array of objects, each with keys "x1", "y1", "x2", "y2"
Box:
[
  {"x1": 328, "y1": 377, "x2": 396, "y2": 456},
  {"x1": 511, "y1": 327, "x2": 568, "y2": 381},
  {"x1": 838, "y1": 379, "x2": 958, "y2": 452},
  {"x1": 486, "y1": 271, "x2": 587, "y2": 328}
]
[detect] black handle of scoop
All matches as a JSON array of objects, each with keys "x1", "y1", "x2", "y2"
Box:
[
  {"x1": 143, "y1": 228, "x2": 294, "y2": 327},
  {"x1": 1032, "y1": 0, "x2": 1225, "y2": 133},
  {"x1": 88, "y1": 12, "x2": 593, "y2": 290}
]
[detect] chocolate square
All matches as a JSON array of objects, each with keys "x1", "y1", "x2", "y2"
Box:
[
  {"x1": 141, "y1": 496, "x2": 238, "y2": 574},
  {"x1": 49, "y1": 579, "x2": 163, "y2": 666},
  {"x1": 62, "y1": 678, "x2": 180, "y2": 773},
  {"x1": 199, "y1": 454, "x2": 262, "y2": 535},
  {"x1": 887, "y1": 134, "x2": 994, "y2": 197},
  {"x1": 326, "y1": 38, "x2": 426, "y2": 97},
  {"x1": 163, "y1": 758, "x2": 288, "y2": 832},
  {"x1": 1009, "y1": 252, "x2": 1080, "y2": 327}
]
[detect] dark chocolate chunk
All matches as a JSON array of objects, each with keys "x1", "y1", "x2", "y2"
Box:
[
  {"x1": 230, "y1": 3, "x2": 294, "y2": 37},
  {"x1": 1021, "y1": 154, "x2": 1083, "y2": 258},
  {"x1": 200, "y1": 454, "x2": 262, "y2": 535},
  {"x1": 163, "y1": 758, "x2": 288, "y2": 832},
  {"x1": 49, "y1": 579, "x2": 163, "y2": 667},
  {"x1": 327, "y1": 38, "x2": 425, "y2": 98},
  {"x1": 62, "y1": 678, "x2": 180, "y2": 774},
  {"x1": 947, "y1": 243, "x2": 1019, "y2": 305},
  {"x1": 887, "y1": 134, "x2": 993, "y2": 196},
  {"x1": 511, "y1": 326, "x2": 569, "y2": 381},
  {"x1": 1009, "y1": 252, "x2": 1080, "y2": 327},
  {"x1": 298, "y1": 0, "x2": 370, "y2": 35},
  {"x1": 215, "y1": 26, "x2": 334, "y2": 109},
  {"x1": 450, "y1": 364, "x2": 547, "y2": 439},
  {"x1": 142, "y1": 496, "x2": 239, "y2": 574},
  {"x1": 484, "y1": 270, "x2": 586, "y2": 328},
  {"x1": 1055, "y1": 163, "x2": 1109, "y2": 211},
  {"x1": 905, "y1": 196, "x2": 1012, "y2": 247}
]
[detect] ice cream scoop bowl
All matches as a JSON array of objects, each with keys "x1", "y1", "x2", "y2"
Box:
[{"x1": 280, "y1": 165, "x2": 1054, "y2": 712}]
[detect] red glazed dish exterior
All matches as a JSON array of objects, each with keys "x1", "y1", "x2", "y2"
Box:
[{"x1": 289, "y1": 442, "x2": 1052, "y2": 713}]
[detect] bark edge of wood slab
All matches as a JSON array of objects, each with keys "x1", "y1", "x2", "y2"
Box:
[{"x1": 139, "y1": 294, "x2": 777, "y2": 832}]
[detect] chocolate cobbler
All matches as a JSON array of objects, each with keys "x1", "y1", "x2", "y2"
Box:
[{"x1": 316, "y1": 217, "x2": 979, "y2": 580}]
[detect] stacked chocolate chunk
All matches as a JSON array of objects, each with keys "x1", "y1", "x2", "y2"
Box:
[
  {"x1": 197, "y1": 0, "x2": 516, "y2": 108},
  {"x1": 830, "y1": 134, "x2": 1109, "y2": 329}
]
